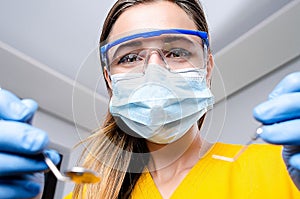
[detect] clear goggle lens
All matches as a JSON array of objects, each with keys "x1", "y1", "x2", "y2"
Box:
[{"x1": 101, "y1": 30, "x2": 209, "y2": 75}]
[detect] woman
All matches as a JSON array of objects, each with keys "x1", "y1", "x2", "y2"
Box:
[
  {"x1": 68, "y1": 0, "x2": 300, "y2": 198},
  {"x1": 0, "y1": 0, "x2": 299, "y2": 198}
]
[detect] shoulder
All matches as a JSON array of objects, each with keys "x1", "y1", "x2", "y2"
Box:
[
  {"x1": 211, "y1": 142, "x2": 284, "y2": 170},
  {"x1": 215, "y1": 142, "x2": 285, "y2": 173},
  {"x1": 242, "y1": 143, "x2": 282, "y2": 161},
  {"x1": 212, "y1": 143, "x2": 289, "y2": 181},
  {"x1": 214, "y1": 142, "x2": 282, "y2": 158}
]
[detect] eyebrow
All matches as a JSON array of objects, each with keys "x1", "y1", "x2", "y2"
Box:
[
  {"x1": 163, "y1": 36, "x2": 195, "y2": 45},
  {"x1": 112, "y1": 40, "x2": 142, "y2": 59}
]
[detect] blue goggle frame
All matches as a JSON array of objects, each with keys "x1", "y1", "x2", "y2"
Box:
[{"x1": 100, "y1": 29, "x2": 209, "y2": 68}]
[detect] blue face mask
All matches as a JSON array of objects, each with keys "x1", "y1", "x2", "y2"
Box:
[{"x1": 109, "y1": 64, "x2": 214, "y2": 144}]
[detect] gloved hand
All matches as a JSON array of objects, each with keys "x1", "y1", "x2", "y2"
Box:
[
  {"x1": 253, "y1": 72, "x2": 300, "y2": 189},
  {"x1": 0, "y1": 89, "x2": 60, "y2": 199}
]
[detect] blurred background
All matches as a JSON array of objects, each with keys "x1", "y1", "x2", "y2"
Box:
[{"x1": 0, "y1": 0, "x2": 300, "y2": 198}]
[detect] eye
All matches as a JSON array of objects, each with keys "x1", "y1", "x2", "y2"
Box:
[
  {"x1": 165, "y1": 48, "x2": 191, "y2": 59},
  {"x1": 117, "y1": 53, "x2": 143, "y2": 65}
]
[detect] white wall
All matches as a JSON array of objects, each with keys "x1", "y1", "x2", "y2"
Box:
[
  {"x1": 203, "y1": 56, "x2": 300, "y2": 144},
  {"x1": 33, "y1": 109, "x2": 90, "y2": 198}
]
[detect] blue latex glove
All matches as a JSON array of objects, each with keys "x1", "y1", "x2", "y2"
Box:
[
  {"x1": 253, "y1": 72, "x2": 300, "y2": 189},
  {"x1": 0, "y1": 89, "x2": 60, "y2": 199}
]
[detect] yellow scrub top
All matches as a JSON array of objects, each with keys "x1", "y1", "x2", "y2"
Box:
[
  {"x1": 131, "y1": 143, "x2": 300, "y2": 198},
  {"x1": 65, "y1": 143, "x2": 300, "y2": 198}
]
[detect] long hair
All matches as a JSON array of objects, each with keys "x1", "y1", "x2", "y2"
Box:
[{"x1": 73, "y1": 1, "x2": 210, "y2": 198}]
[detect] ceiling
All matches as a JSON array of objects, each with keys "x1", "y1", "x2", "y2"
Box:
[
  {"x1": 0, "y1": 0, "x2": 292, "y2": 90},
  {"x1": 0, "y1": 0, "x2": 298, "y2": 130}
]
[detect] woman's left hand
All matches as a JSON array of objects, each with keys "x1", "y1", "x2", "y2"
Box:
[{"x1": 253, "y1": 72, "x2": 300, "y2": 189}]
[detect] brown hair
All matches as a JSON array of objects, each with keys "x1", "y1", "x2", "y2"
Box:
[{"x1": 73, "y1": 1, "x2": 209, "y2": 198}]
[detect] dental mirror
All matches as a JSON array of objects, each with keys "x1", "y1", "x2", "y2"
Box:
[{"x1": 43, "y1": 152, "x2": 100, "y2": 184}]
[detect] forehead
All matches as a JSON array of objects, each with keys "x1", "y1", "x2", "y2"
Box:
[{"x1": 109, "y1": 1, "x2": 197, "y2": 40}]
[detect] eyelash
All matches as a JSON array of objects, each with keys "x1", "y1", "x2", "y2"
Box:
[
  {"x1": 166, "y1": 48, "x2": 191, "y2": 58},
  {"x1": 118, "y1": 53, "x2": 143, "y2": 65},
  {"x1": 117, "y1": 48, "x2": 191, "y2": 65}
]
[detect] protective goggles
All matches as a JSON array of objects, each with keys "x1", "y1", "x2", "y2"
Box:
[{"x1": 100, "y1": 29, "x2": 209, "y2": 76}]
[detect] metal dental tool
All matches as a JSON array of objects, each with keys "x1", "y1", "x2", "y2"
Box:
[
  {"x1": 0, "y1": 87, "x2": 100, "y2": 184},
  {"x1": 212, "y1": 127, "x2": 263, "y2": 162},
  {"x1": 43, "y1": 152, "x2": 100, "y2": 184}
]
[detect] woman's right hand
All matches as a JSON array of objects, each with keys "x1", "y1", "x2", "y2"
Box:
[{"x1": 0, "y1": 89, "x2": 60, "y2": 199}]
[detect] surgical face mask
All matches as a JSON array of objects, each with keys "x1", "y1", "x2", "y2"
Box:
[{"x1": 109, "y1": 64, "x2": 214, "y2": 144}]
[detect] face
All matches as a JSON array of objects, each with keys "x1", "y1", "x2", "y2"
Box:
[{"x1": 104, "y1": 1, "x2": 214, "y2": 87}]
